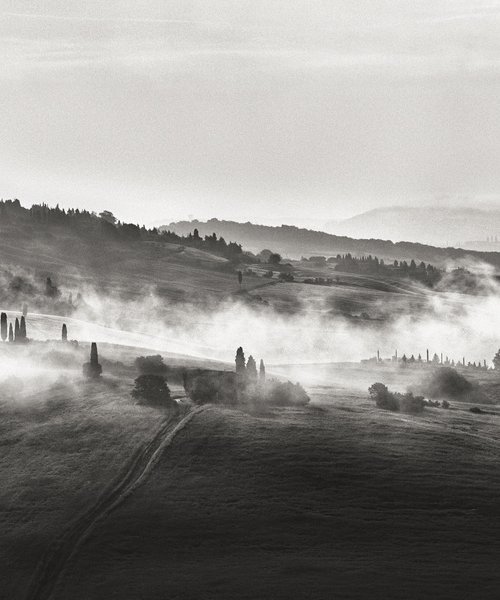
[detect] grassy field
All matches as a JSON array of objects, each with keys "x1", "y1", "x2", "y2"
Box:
[{"x1": 34, "y1": 384, "x2": 500, "y2": 600}]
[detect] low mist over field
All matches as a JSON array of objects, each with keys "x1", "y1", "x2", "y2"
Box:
[
  {"x1": 3, "y1": 2, "x2": 500, "y2": 598},
  {"x1": 3, "y1": 260, "x2": 498, "y2": 372}
]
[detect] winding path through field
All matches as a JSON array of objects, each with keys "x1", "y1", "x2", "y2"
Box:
[{"x1": 24, "y1": 404, "x2": 207, "y2": 600}]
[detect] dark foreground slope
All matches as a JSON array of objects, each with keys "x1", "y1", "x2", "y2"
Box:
[{"x1": 53, "y1": 395, "x2": 500, "y2": 600}]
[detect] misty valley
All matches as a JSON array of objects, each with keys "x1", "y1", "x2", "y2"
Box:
[{"x1": 0, "y1": 199, "x2": 499, "y2": 599}]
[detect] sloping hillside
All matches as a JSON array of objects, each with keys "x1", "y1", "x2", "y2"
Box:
[
  {"x1": 164, "y1": 218, "x2": 500, "y2": 268},
  {"x1": 0, "y1": 201, "x2": 262, "y2": 307},
  {"x1": 326, "y1": 206, "x2": 500, "y2": 248}
]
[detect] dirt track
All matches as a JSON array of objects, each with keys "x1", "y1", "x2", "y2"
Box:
[{"x1": 24, "y1": 404, "x2": 207, "y2": 600}]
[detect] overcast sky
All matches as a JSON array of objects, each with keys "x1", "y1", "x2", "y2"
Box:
[{"x1": 1, "y1": 1, "x2": 500, "y2": 227}]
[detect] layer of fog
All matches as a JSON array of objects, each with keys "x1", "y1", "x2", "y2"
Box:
[{"x1": 1, "y1": 268, "x2": 498, "y2": 366}]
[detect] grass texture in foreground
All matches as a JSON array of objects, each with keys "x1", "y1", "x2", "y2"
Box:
[{"x1": 53, "y1": 392, "x2": 500, "y2": 600}]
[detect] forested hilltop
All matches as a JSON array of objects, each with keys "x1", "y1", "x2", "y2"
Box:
[
  {"x1": 165, "y1": 218, "x2": 500, "y2": 268},
  {"x1": 0, "y1": 199, "x2": 264, "y2": 307}
]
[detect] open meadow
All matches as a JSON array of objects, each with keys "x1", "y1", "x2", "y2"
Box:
[{"x1": 47, "y1": 382, "x2": 500, "y2": 600}]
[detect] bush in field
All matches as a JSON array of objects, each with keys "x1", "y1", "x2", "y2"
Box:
[
  {"x1": 132, "y1": 374, "x2": 175, "y2": 408},
  {"x1": 420, "y1": 367, "x2": 473, "y2": 400},
  {"x1": 369, "y1": 382, "x2": 424, "y2": 414},
  {"x1": 266, "y1": 381, "x2": 310, "y2": 406},
  {"x1": 135, "y1": 354, "x2": 168, "y2": 376},
  {"x1": 185, "y1": 370, "x2": 236, "y2": 405},
  {"x1": 369, "y1": 383, "x2": 399, "y2": 411},
  {"x1": 397, "y1": 392, "x2": 425, "y2": 414}
]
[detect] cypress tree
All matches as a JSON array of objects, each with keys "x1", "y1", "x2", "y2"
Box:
[
  {"x1": 259, "y1": 359, "x2": 266, "y2": 382},
  {"x1": 90, "y1": 342, "x2": 98, "y2": 365},
  {"x1": 83, "y1": 342, "x2": 102, "y2": 378},
  {"x1": 0, "y1": 312, "x2": 6, "y2": 341},
  {"x1": 235, "y1": 347, "x2": 246, "y2": 375},
  {"x1": 8, "y1": 323, "x2": 13, "y2": 342},
  {"x1": 246, "y1": 356, "x2": 258, "y2": 381},
  {"x1": 14, "y1": 318, "x2": 20, "y2": 341},
  {"x1": 20, "y1": 316, "x2": 27, "y2": 340},
  {"x1": 62, "y1": 323, "x2": 68, "y2": 342}
]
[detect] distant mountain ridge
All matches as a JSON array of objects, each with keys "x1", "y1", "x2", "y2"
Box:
[
  {"x1": 326, "y1": 206, "x2": 500, "y2": 248},
  {"x1": 162, "y1": 217, "x2": 500, "y2": 268}
]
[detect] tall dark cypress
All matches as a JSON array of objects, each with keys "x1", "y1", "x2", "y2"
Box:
[
  {"x1": 20, "y1": 316, "x2": 27, "y2": 340},
  {"x1": 0, "y1": 312, "x2": 6, "y2": 341},
  {"x1": 14, "y1": 318, "x2": 20, "y2": 341},
  {"x1": 90, "y1": 342, "x2": 98, "y2": 365},
  {"x1": 62, "y1": 323, "x2": 68, "y2": 342}
]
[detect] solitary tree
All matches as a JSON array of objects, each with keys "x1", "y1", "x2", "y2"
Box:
[
  {"x1": 235, "y1": 346, "x2": 246, "y2": 375},
  {"x1": 269, "y1": 253, "x2": 282, "y2": 265},
  {"x1": 0, "y1": 312, "x2": 6, "y2": 341},
  {"x1": 8, "y1": 323, "x2": 13, "y2": 342},
  {"x1": 132, "y1": 374, "x2": 174, "y2": 407},
  {"x1": 62, "y1": 323, "x2": 68, "y2": 342},
  {"x1": 83, "y1": 342, "x2": 103, "y2": 378},
  {"x1": 246, "y1": 355, "x2": 258, "y2": 381},
  {"x1": 259, "y1": 359, "x2": 266, "y2": 382}
]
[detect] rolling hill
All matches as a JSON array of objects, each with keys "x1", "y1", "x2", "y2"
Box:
[
  {"x1": 326, "y1": 206, "x2": 500, "y2": 248},
  {"x1": 163, "y1": 217, "x2": 500, "y2": 268}
]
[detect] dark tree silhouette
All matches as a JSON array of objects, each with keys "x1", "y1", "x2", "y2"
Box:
[
  {"x1": 62, "y1": 323, "x2": 68, "y2": 341},
  {"x1": 135, "y1": 355, "x2": 167, "y2": 375},
  {"x1": 268, "y1": 253, "x2": 282, "y2": 265},
  {"x1": 259, "y1": 359, "x2": 266, "y2": 382},
  {"x1": 20, "y1": 316, "x2": 27, "y2": 341},
  {"x1": 246, "y1": 355, "x2": 258, "y2": 381},
  {"x1": 8, "y1": 323, "x2": 13, "y2": 342},
  {"x1": 493, "y1": 349, "x2": 500, "y2": 370},
  {"x1": 83, "y1": 342, "x2": 103, "y2": 378},
  {"x1": 0, "y1": 312, "x2": 6, "y2": 342},
  {"x1": 235, "y1": 346, "x2": 246, "y2": 375},
  {"x1": 14, "y1": 318, "x2": 20, "y2": 341},
  {"x1": 132, "y1": 374, "x2": 174, "y2": 407},
  {"x1": 238, "y1": 270, "x2": 243, "y2": 287}
]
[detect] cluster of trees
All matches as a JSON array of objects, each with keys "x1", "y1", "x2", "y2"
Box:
[
  {"x1": 181, "y1": 229, "x2": 246, "y2": 262},
  {"x1": 369, "y1": 383, "x2": 425, "y2": 414},
  {"x1": 235, "y1": 346, "x2": 266, "y2": 386},
  {"x1": 0, "y1": 200, "x2": 248, "y2": 263},
  {"x1": 235, "y1": 346, "x2": 310, "y2": 406},
  {"x1": 0, "y1": 312, "x2": 28, "y2": 343},
  {"x1": 131, "y1": 355, "x2": 177, "y2": 409},
  {"x1": 333, "y1": 254, "x2": 442, "y2": 285},
  {"x1": 397, "y1": 353, "x2": 489, "y2": 370}
]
